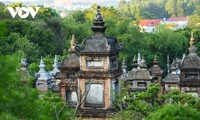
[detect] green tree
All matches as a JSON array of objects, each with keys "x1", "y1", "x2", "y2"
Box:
[
  {"x1": 9, "y1": 20, "x2": 30, "y2": 36},
  {"x1": 165, "y1": 0, "x2": 177, "y2": 17},
  {"x1": 146, "y1": 104, "x2": 200, "y2": 120},
  {"x1": 0, "y1": 33, "x2": 21, "y2": 55},
  {"x1": 72, "y1": 10, "x2": 87, "y2": 23},
  {"x1": 0, "y1": 55, "x2": 74, "y2": 119},
  {"x1": 141, "y1": 28, "x2": 188, "y2": 69},
  {"x1": 13, "y1": 37, "x2": 39, "y2": 61},
  {"x1": 176, "y1": 0, "x2": 184, "y2": 17},
  {"x1": 39, "y1": 91, "x2": 75, "y2": 120},
  {"x1": 125, "y1": 84, "x2": 161, "y2": 117},
  {"x1": 26, "y1": 27, "x2": 56, "y2": 56},
  {"x1": 161, "y1": 89, "x2": 200, "y2": 108},
  {"x1": 114, "y1": 83, "x2": 200, "y2": 119},
  {"x1": 188, "y1": 14, "x2": 200, "y2": 28},
  {"x1": 0, "y1": 55, "x2": 48, "y2": 119},
  {"x1": 141, "y1": 2, "x2": 169, "y2": 19},
  {"x1": 113, "y1": 110, "x2": 144, "y2": 120},
  {"x1": 61, "y1": 14, "x2": 91, "y2": 45},
  {"x1": 0, "y1": 20, "x2": 8, "y2": 36}
]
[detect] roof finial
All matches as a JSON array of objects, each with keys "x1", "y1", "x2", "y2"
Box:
[
  {"x1": 181, "y1": 54, "x2": 185, "y2": 64},
  {"x1": 137, "y1": 53, "x2": 141, "y2": 65},
  {"x1": 39, "y1": 56, "x2": 46, "y2": 73},
  {"x1": 91, "y1": 5, "x2": 106, "y2": 34},
  {"x1": 170, "y1": 59, "x2": 176, "y2": 74},
  {"x1": 97, "y1": 5, "x2": 100, "y2": 14},
  {"x1": 137, "y1": 53, "x2": 141, "y2": 69},
  {"x1": 190, "y1": 32, "x2": 195, "y2": 46},
  {"x1": 122, "y1": 57, "x2": 127, "y2": 73},
  {"x1": 69, "y1": 34, "x2": 76, "y2": 53},
  {"x1": 132, "y1": 55, "x2": 138, "y2": 69},
  {"x1": 140, "y1": 56, "x2": 147, "y2": 69},
  {"x1": 52, "y1": 55, "x2": 60, "y2": 73},
  {"x1": 40, "y1": 56, "x2": 43, "y2": 64},
  {"x1": 188, "y1": 32, "x2": 197, "y2": 55},
  {"x1": 167, "y1": 55, "x2": 170, "y2": 74},
  {"x1": 94, "y1": 5, "x2": 103, "y2": 22}
]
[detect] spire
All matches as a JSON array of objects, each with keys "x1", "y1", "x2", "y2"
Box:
[
  {"x1": 190, "y1": 32, "x2": 195, "y2": 46},
  {"x1": 188, "y1": 32, "x2": 197, "y2": 55},
  {"x1": 137, "y1": 53, "x2": 141, "y2": 65},
  {"x1": 52, "y1": 55, "x2": 60, "y2": 73},
  {"x1": 153, "y1": 54, "x2": 159, "y2": 66},
  {"x1": 69, "y1": 34, "x2": 76, "y2": 53},
  {"x1": 39, "y1": 57, "x2": 46, "y2": 73},
  {"x1": 36, "y1": 57, "x2": 50, "y2": 90},
  {"x1": 181, "y1": 54, "x2": 185, "y2": 64},
  {"x1": 140, "y1": 56, "x2": 147, "y2": 69},
  {"x1": 137, "y1": 53, "x2": 141, "y2": 69},
  {"x1": 132, "y1": 55, "x2": 138, "y2": 69},
  {"x1": 150, "y1": 54, "x2": 163, "y2": 75},
  {"x1": 167, "y1": 55, "x2": 170, "y2": 74},
  {"x1": 122, "y1": 57, "x2": 127, "y2": 73},
  {"x1": 170, "y1": 59, "x2": 176, "y2": 74},
  {"x1": 91, "y1": 5, "x2": 106, "y2": 34}
]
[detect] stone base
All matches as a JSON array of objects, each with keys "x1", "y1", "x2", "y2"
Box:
[{"x1": 76, "y1": 108, "x2": 115, "y2": 118}]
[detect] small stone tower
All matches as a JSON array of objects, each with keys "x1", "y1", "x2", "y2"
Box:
[
  {"x1": 119, "y1": 57, "x2": 128, "y2": 82},
  {"x1": 36, "y1": 57, "x2": 51, "y2": 91},
  {"x1": 149, "y1": 55, "x2": 163, "y2": 84},
  {"x1": 180, "y1": 32, "x2": 200, "y2": 97},
  {"x1": 163, "y1": 59, "x2": 180, "y2": 92},
  {"x1": 60, "y1": 35, "x2": 80, "y2": 106},
  {"x1": 50, "y1": 55, "x2": 61, "y2": 92},
  {"x1": 127, "y1": 56, "x2": 152, "y2": 92}
]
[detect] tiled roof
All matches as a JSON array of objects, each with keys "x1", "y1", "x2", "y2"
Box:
[
  {"x1": 164, "y1": 73, "x2": 180, "y2": 83},
  {"x1": 139, "y1": 18, "x2": 188, "y2": 27},
  {"x1": 181, "y1": 55, "x2": 200, "y2": 68},
  {"x1": 127, "y1": 69, "x2": 151, "y2": 80},
  {"x1": 181, "y1": 32, "x2": 200, "y2": 68},
  {"x1": 149, "y1": 65, "x2": 162, "y2": 75},
  {"x1": 77, "y1": 5, "x2": 122, "y2": 54},
  {"x1": 139, "y1": 19, "x2": 162, "y2": 27},
  {"x1": 79, "y1": 35, "x2": 122, "y2": 54},
  {"x1": 168, "y1": 17, "x2": 188, "y2": 21},
  {"x1": 60, "y1": 54, "x2": 80, "y2": 69}
]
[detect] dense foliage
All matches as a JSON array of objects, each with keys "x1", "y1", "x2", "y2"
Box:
[
  {"x1": 118, "y1": 0, "x2": 200, "y2": 20},
  {"x1": 0, "y1": 55, "x2": 74, "y2": 119},
  {"x1": 1, "y1": 1, "x2": 200, "y2": 119},
  {"x1": 146, "y1": 104, "x2": 200, "y2": 120},
  {"x1": 0, "y1": 2, "x2": 199, "y2": 71},
  {"x1": 113, "y1": 83, "x2": 200, "y2": 120}
]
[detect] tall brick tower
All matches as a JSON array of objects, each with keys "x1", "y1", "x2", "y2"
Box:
[{"x1": 76, "y1": 5, "x2": 122, "y2": 118}]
